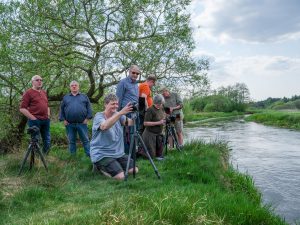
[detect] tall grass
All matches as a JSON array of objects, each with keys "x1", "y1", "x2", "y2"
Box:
[
  {"x1": 246, "y1": 110, "x2": 300, "y2": 130},
  {"x1": 0, "y1": 141, "x2": 287, "y2": 224}
]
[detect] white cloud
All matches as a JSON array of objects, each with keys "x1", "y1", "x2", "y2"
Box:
[
  {"x1": 207, "y1": 55, "x2": 300, "y2": 100},
  {"x1": 191, "y1": 0, "x2": 300, "y2": 43}
]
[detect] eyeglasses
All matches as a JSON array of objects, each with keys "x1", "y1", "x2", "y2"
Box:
[
  {"x1": 35, "y1": 79, "x2": 43, "y2": 82},
  {"x1": 131, "y1": 72, "x2": 140, "y2": 75}
]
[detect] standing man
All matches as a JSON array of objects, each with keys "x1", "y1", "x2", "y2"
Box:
[
  {"x1": 116, "y1": 65, "x2": 140, "y2": 153},
  {"x1": 139, "y1": 75, "x2": 157, "y2": 133},
  {"x1": 20, "y1": 75, "x2": 51, "y2": 154},
  {"x1": 90, "y1": 93, "x2": 138, "y2": 180},
  {"x1": 116, "y1": 65, "x2": 140, "y2": 110},
  {"x1": 139, "y1": 74, "x2": 157, "y2": 110},
  {"x1": 59, "y1": 81, "x2": 93, "y2": 157},
  {"x1": 161, "y1": 86, "x2": 184, "y2": 147}
]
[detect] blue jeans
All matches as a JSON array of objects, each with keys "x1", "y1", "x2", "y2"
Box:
[
  {"x1": 66, "y1": 123, "x2": 90, "y2": 156},
  {"x1": 28, "y1": 119, "x2": 51, "y2": 154}
]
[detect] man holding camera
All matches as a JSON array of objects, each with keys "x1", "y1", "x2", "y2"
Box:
[
  {"x1": 90, "y1": 93, "x2": 138, "y2": 180},
  {"x1": 20, "y1": 75, "x2": 51, "y2": 154},
  {"x1": 142, "y1": 94, "x2": 166, "y2": 160},
  {"x1": 59, "y1": 80, "x2": 93, "y2": 157},
  {"x1": 161, "y1": 86, "x2": 184, "y2": 147},
  {"x1": 116, "y1": 65, "x2": 140, "y2": 153}
]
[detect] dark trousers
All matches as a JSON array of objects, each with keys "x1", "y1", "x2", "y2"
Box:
[{"x1": 28, "y1": 119, "x2": 51, "y2": 154}]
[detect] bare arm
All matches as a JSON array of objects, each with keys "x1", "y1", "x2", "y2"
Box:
[
  {"x1": 19, "y1": 108, "x2": 36, "y2": 120},
  {"x1": 144, "y1": 119, "x2": 165, "y2": 127},
  {"x1": 100, "y1": 102, "x2": 133, "y2": 130}
]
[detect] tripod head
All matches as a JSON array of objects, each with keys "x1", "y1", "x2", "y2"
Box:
[{"x1": 27, "y1": 126, "x2": 40, "y2": 143}]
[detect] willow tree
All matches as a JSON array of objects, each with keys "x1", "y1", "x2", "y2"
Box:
[{"x1": 0, "y1": 0, "x2": 209, "y2": 152}]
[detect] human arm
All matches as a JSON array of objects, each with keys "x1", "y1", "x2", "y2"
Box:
[
  {"x1": 140, "y1": 93, "x2": 148, "y2": 109},
  {"x1": 144, "y1": 119, "x2": 165, "y2": 127},
  {"x1": 169, "y1": 93, "x2": 183, "y2": 114},
  {"x1": 19, "y1": 108, "x2": 37, "y2": 120},
  {"x1": 100, "y1": 102, "x2": 133, "y2": 130}
]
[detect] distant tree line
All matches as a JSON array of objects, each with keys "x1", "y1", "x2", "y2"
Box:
[
  {"x1": 251, "y1": 95, "x2": 300, "y2": 110},
  {"x1": 188, "y1": 83, "x2": 250, "y2": 112}
]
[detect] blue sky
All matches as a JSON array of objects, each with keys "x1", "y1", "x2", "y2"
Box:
[{"x1": 189, "y1": 0, "x2": 300, "y2": 101}]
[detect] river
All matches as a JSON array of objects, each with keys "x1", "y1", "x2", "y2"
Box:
[{"x1": 184, "y1": 120, "x2": 300, "y2": 224}]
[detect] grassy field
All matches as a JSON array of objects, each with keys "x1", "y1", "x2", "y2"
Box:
[
  {"x1": 245, "y1": 110, "x2": 300, "y2": 130},
  {"x1": 0, "y1": 140, "x2": 286, "y2": 225}
]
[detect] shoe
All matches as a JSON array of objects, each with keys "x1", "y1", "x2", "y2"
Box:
[{"x1": 156, "y1": 156, "x2": 165, "y2": 161}]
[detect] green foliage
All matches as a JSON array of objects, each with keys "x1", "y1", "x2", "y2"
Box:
[
  {"x1": 0, "y1": 0, "x2": 210, "y2": 149},
  {"x1": 246, "y1": 110, "x2": 300, "y2": 130},
  {"x1": 188, "y1": 95, "x2": 246, "y2": 113},
  {"x1": 252, "y1": 95, "x2": 300, "y2": 109},
  {"x1": 0, "y1": 141, "x2": 286, "y2": 224}
]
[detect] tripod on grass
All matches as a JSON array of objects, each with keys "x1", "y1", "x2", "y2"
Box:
[
  {"x1": 18, "y1": 126, "x2": 48, "y2": 175},
  {"x1": 125, "y1": 111, "x2": 161, "y2": 181},
  {"x1": 164, "y1": 118, "x2": 182, "y2": 155}
]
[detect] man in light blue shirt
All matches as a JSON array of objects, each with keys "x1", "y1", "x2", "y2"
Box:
[
  {"x1": 116, "y1": 65, "x2": 140, "y2": 109},
  {"x1": 116, "y1": 65, "x2": 140, "y2": 153},
  {"x1": 90, "y1": 93, "x2": 138, "y2": 180}
]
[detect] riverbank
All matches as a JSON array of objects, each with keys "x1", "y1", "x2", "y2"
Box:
[
  {"x1": 245, "y1": 110, "x2": 300, "y2": 130},
  {"x1": 0, "y1": 140, "x2": 286, "y2": 224}
]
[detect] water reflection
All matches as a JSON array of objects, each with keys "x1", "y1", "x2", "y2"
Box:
[{"x1": 185, "y1": 121, "x2": 300, "y2": 224}]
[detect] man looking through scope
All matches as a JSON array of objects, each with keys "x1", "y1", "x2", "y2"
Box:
[
  {"x1": 141, "y1": 94, "x2": 166, "y2": 160},
  {"x1": 161, "y1": 86, "x2": 184, "y2": 147},
  {"x1": 90, "y1": 93, "x2": 138, "y2": 180}
]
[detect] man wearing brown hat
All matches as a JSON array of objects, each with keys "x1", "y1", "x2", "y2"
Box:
[{"x1": 161, "y1": 86, "x2": 184, "y2": 147}]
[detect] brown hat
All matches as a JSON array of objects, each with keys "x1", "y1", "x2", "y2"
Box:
[{"x1": 159, "y1": 86, "x2": 169, "y2": 92}]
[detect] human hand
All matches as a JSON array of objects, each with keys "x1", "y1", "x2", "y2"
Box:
[{"x1": 120, "y1": 102, "x2": 133, "y2": 115}]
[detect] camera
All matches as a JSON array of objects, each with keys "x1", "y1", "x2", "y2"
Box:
[
  {"x1": 27, "y1": 126, "x2": 40, "y2": 142},
  {"x1": 164, "y1": 107, "x2": 171, "y2": 115},
  {"x1": 166, "y1": 115, "x2": 176, "y2": 124},
  {"x1": 131, "y1": 102, "x2": 139, "y2": 112}
]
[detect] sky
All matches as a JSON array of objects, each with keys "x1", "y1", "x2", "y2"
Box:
[{"x1": 189, "y1": 0, "x2": 300, "y2": 101}]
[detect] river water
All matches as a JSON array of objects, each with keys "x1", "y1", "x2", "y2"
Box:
[{"x1": 184, "y1": 120, "x2": 300, "y2": 224}]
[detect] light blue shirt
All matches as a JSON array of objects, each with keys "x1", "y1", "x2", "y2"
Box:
[
  {"x1": 90, "y1": 112, "x2": 126, "y2": 163},
  {"x1": 116, "y1": 76, "x2": 138, "y2": 109}
]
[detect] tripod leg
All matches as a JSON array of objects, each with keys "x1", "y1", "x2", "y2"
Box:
[
  {"x1": 35, "y1": 144, "x2": 48, "y2": 171},
  {"x1": 125, "y1": 133, "x2": 135, "y2": 181},
  {"x1": 164, "y1": 127, "x2": 168, "y2": 155},
  {"x1": 18, "y1": 144, "x2": 33, "y2": 175},
  {"x1": 29, "y1": 150, "x2": 35, "y2": 170},
  {"x1": 170, "y1": 126, "x2": 181, "y2": 151},
  {"x1": 136, "y1": 133, "x2": 161, "y2": 179}
]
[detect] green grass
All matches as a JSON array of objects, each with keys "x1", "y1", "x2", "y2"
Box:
[
  {"x1": 246, "y1": 110, "x2": 300, "y2": 130},
  {"x1": 0, "y1": 141, "x2": 286, "y2": 225}
]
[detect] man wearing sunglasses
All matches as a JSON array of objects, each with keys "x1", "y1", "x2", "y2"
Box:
[
  {"x1": 116, "y1": 65, "x2": 140, "y2": 153},
  {"x1": 20, "y1": 75, "x2": 51, "y2": 154}
]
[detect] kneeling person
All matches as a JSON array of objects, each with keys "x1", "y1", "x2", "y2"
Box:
[
  {"x1": 90, "y1": 93, "x2": 138, "y2": 180},
  {"x1": 142, "y1": 94, "x2": 166, "y2": 160}
]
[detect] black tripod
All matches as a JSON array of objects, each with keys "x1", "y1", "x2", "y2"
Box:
[
  {"x1": 18, "y1": 126, "x2": 48, "y2": 175},
  {"x1": 125, "y1": 112, "x2": 161, "y2": 180},
  {"x1": 164, "y1": 121, "x2": 182, "y2": 155}
]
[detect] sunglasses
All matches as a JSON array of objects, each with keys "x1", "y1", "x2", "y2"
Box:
[
  {"x1": 35, "y1": 79, "x2": 43, "y2": 82},
  {"x1": 131, "y1": 72, "x2": 140, "y2": 75}
]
